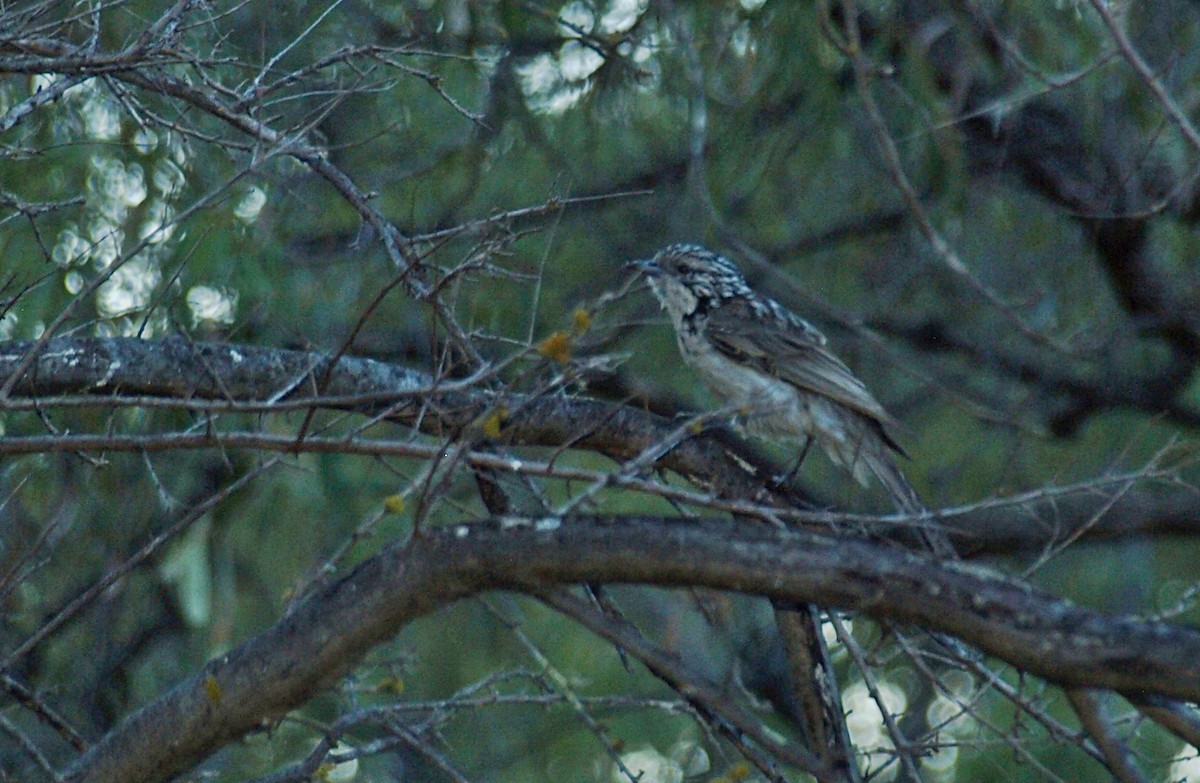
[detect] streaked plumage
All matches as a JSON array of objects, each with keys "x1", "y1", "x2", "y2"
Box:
[{"x1": 630, "y1": 244, "x2": 949, "y2": 555}]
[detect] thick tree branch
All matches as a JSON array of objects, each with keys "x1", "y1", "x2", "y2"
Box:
[
  {"x1": 2, "y1": 336, "x2": 1195, "y2": 555},
  {"x1": 63, "y1": 514, "x2": 1200, "y2": 783},
  {"x1": 0, "y1": 336, "x2": 798, "y2": 507},
  {"x1": 774, "y1": 604, "x2": 861, "y2": 783}
]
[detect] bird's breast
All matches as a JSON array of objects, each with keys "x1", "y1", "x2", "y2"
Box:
[{"x1": 674, "y1": 324, "x2": 809, "y2": 434}]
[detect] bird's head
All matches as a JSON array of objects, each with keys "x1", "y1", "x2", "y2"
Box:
[{"x1": 626, "y1": 244, "x2": 752, "y2": 320}]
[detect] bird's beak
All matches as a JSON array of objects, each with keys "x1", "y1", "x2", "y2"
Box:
[{"x1": 624, "y1": 257, "x2": 660, "y2": 276}]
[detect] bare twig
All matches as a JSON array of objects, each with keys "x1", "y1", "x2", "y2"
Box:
[
  {"x1": 1087, "y1": 0, "x2": 1200, "y2": 157},
  {"x1": 837, "y1": 0, "x2": 1074, "y2": 355}
]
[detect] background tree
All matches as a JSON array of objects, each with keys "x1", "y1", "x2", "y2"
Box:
[{"x1": 3, "y1": 1, "x2": 1200, "y2": 781}]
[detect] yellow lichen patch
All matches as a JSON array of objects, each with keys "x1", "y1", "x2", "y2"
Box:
[
  {"x1": 379, "y1": 676, "x2": 405, "y2": 695},
  {"x1": 203, "y1": 674, "x2": 222, "y2": 705},
  {"x1": 482, "y1": 408, "x2": 506, "y2": 438},
  {"x1": 537, "y1": 331, "x2": 572, "y2": 363},
  {"x1": 571, "y1": 307, "x2": 592, "y2": 334},
  {"x1": 383, "y1": 494, "x2": 406, "y2": 514}
]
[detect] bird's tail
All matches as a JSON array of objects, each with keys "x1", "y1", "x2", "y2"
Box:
[
  {"x1": 863, "y1": 449, "x2": 956, "y2": 559},
  {"x1": 866, "y1": 449, "x2": 980, "y2": 660},
  {"x1": 815, "y1": 411, "x2": 955, "y2": 557}
]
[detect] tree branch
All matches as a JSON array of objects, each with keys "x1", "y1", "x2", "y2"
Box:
[
  {"x1": 63, "y1": 514, "x2": 1200, "y2": 783},
  {"x1": 3, "y1": 336, "x2": 1196, "y2": 556},
  {"x1": 0, "y1": 336, "x2": 800, "y2": 508}
]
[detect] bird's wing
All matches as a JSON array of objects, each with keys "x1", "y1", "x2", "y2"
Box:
[{"x1": 706, "y1": 299, "x2": 900, "y2": 429}]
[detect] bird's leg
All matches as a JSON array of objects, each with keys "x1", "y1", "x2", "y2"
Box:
[{"x1": 772, "y1": 435, "x2": 813, "y2": 488}]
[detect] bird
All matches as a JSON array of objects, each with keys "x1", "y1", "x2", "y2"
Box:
[{"x1": 628, "y1": 243, "x2": 953, "y2": 557}]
